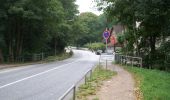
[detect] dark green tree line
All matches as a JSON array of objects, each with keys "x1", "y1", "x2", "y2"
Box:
[
  {"x1": 0, "y1": 0, "x2": 78, "y2": 62},
  {"x1": 71, "y1": 12, "x2": 109, "y2": 47}
]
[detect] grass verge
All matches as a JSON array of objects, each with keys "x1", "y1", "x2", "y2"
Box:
[
  {"x1": 124, "y1": 66, "x2": 170, "y2": 100},
  {"x1": 76, "y1": 66, "x2": 117, "y2": 100},
  {"x1": 44, "y1": 52, "x2": 73, "y2": 62},
  {"x1": 0, "y1": 52, "x2": 73, "y2": 70}
]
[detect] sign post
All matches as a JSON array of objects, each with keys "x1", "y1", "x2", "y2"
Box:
[{"x1": 103, "y1": 30, "x2": 110, "y2": 53}]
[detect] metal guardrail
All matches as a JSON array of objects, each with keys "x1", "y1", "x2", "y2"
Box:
[
  {"x1": 58, "y1": 67, "x2": 94, "y2": 100},
  {"x1": 115, "y1": 54, "x2": 142, "y2": 67}
]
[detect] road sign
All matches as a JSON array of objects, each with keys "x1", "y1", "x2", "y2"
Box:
[
  {"x1": 103, "y1": 31, "x2": 110, "y2": 39},
  {"x1": 110, "y1": 35, "x2": 116, "y2": 45}
]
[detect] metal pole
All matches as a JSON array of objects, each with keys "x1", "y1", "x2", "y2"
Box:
[
  {"x1": 90, "y1": 70, "x2": 92, "y2": 80},
  {"x1": 85, "y1": 75, "x2": 87, "y2": 85},
  {"x1": 132, "y1": 57, "x2": 134, "y2": 67},
  {"x1": 99, "y1": 55, "x2": 101, "y2": 66},
  {"x1": 73, "y1": 86, "x2": 76, "y2": 100},
  {"x1": 106, "y1": 39, "x2": 107, "y2": 53},
  {"x1": 140, "y1": 58, "x2": 142, "y2": 68},
  {"x1": 106, "y1": 59, "x2": 107, "y2": 69}
]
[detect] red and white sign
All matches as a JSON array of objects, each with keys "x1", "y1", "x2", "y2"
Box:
[{"x1": 110, "y1": 35, "x2": 116, "y2": 45}]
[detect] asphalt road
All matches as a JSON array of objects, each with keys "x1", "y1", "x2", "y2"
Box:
[{"x1": 0, "y1": 50, "x2": 99, "y2": 100}]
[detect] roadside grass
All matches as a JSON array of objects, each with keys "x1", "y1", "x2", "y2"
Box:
[
  {"x1": 44, "y1": 52, "x2": 73, "y2": 62},
  {"x1": 124, "y1": 66, "x2": 170, "y2": 100},
  {"x1": 0, "y1": 52, "x2": 73, "y2": 70},
  {"x1": 76, "y1": 66, "x2": 117, "y2": 100}
]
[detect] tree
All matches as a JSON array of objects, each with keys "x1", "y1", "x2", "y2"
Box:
[
  {"x1": 71, "y1": 12, "x2": 108, "y2": 47},
  {"x1": 96, "y1": 0, "x2": 170, "y2": 69},
  {"x1": 0, "y1": 0, "x2": 78, "y2": 62}
]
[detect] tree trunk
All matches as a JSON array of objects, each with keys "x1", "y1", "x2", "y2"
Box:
[
  {"x1": 8, "y1": 18, "x2": 15, "y2": 62},
  {"x1": 16, "y1": 18, "x2": 23, "y2": 61},
  {"x1": 150, "y1": 36, "x2": 156, "y2": 54},
  {"x1": 0, "y1": 49, "x2": 4, "y2": 63},
  {"x1": 54, "y1": 38, "x2": 57, "y2": 56},
  {"x1": 149, "y1": 35, "x2": 156, "y2": 68}
]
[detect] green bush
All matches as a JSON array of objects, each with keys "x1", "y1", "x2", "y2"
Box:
[{"x1": 84, "y1": 43, "x2": 105, "y2": 51}]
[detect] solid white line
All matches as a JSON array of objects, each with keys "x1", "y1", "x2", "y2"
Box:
[{"x1": 0, "y1": 60, "x2": 79, "y2": 89}]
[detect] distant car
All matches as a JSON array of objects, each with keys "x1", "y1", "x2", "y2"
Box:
[{"x1": 96, "y1": 50, "x2": 102, "y2": 55}]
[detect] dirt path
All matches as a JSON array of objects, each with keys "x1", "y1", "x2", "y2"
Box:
[{"x1": 88, "y1": 65, "x2": 136, "y2": 100}]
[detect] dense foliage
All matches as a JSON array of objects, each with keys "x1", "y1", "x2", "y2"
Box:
[
  {"x1": 0, "y1": 0, "x2": 78, "y2": 62},
  {"x1": 96, "y1": 0, "x2": 170, "y2": 70},
  {"x1": 71, "y1": 12, "x2": 107, "y2": 47},
  {"x1": 84, "y1": 42, "x2": 105, "y2": 51}
]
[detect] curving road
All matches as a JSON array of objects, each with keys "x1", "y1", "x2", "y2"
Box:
[{"x1": 0, "y1": 50, "x2": 99, "y2": 100}]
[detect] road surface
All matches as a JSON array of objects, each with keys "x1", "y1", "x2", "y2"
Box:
[{"x1": 0, "y1": 50, "x2": 99, "y2": 100}]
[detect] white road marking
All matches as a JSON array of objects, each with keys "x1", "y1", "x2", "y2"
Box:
[{"x1": 0, "y1": 60, "x2": 79, "y2": 89}]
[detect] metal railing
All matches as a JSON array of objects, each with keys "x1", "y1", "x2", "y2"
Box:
[
  {"x1": 58, "y1": 53, "x2": 117, "y2": 100},
  {"x1": 115, "y1": 54, "x2": 142, "y2": 67},
  {"x1": 33, "y1": 53, "x2": 44, "y2": 61},
  {"x1": 99, "y1": 54, "x2": 115, "y2": 69},
  {"x1": 4, "y1": 52, "x2": 46, "y2": 63},
  {"x1": 58, "y1": 67, "x2": 94, "y2": 100}
]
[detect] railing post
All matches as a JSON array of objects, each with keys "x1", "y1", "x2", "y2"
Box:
[
  {"x1": 126, "y1": 56, "x2": 127, "y2": 66},
  {"x1": 140, "y1": 58, "x2": 142, "y2": 68},
  {"x1": 99, "y1": 55, "x2": 101, "y2": 66},
  {"x1": 132, "y1": 57, "x2": 134, "y2": 67},
  {"x1": 90, "y1": 70, "x2": 92, "y2": 80},
  {"x1": 106, "y1": 59, "x2": 107, "y2": 69},
  {"x1": 120, "y1": 55, "x2": 121, "y2": 65},
  {"x1": 42, "y1": 52, "x2": 44, "y2": 60},
  {"x1": 85, "y1": 75, "x2": 87, "y2": 85},
  {"x1": 73, "y1": 86, "x2": 76, "y2": 100}
]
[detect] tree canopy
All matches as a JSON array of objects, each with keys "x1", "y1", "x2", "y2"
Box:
[
  {"x1": 96, "y1": 0, "x2": 170, "y2": 70},
  {"x1": 0, "y1": 0, "x2": 78, "y2": 62},
  {"x1": 71, "y1": 12, "x2": 107, "y2": 47}
]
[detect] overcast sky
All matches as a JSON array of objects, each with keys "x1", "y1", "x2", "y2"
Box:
[{"x1": 75, "y1": 0, "x2": 102, "y2": 15}]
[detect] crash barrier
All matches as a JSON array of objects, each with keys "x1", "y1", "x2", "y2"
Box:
[
  {"x1": 115, "y1": 54, "x2": 142, "y2": 67},
  {"x1": 58, "y1": 67, "x2": 94, "y2": 100}
]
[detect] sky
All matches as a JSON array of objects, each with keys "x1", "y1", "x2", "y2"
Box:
[{"x1": 75, "y1": 0, "x2": 102, "y2": 15}]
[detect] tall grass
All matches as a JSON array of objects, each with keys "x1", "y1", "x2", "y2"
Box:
[{"x1": 126, "y1": 66, "x2": 170, "y2": 100}]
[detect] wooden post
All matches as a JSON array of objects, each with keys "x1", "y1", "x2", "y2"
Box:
[
  {"x1": 140, "y1": 58, "x2": 142, "y2": 68},
  {"x1": 42, "y1": 53, "x2": 44, "y2": 60}
]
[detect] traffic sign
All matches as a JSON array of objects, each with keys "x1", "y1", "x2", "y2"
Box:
[
  {"x1": 110, "y1": 35, "x2": 116, "y2": 45},
  {"x1": 103, "y1": 31, "x2": 110, "y2": 39}
]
